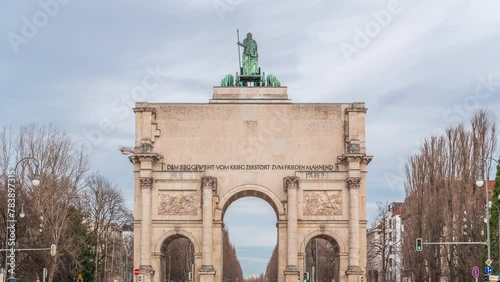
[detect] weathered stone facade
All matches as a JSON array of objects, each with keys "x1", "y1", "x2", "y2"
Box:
[{"x1": 131, "y1": 87, "x2": 372, "y2": 282}]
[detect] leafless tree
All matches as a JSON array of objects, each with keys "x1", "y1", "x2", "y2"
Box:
[
  {"x1": 223, "y1": 227, "x2": 244, "y2": 282},
  {"x1": 80, "y1": 172, "x2": 132, "y2": 282},
  {"x1": 305, "y1": 238, "x2": 337, "y2": 282},
  {"x1": 402, "y1": 110, "x2": 496, "y2": 281},
  {"x1": 0, "y1": 124, "x2": 90, "y2": 282},
  {"x1": 120, "y1": 224, "x2": 134, "y2": 282},
  {"x1": 265, "y1": 245, "x2": 277, "y2": 281}
]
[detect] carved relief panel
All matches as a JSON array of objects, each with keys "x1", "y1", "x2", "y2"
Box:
[
  {"x1": 303, "y1": 191, "x2": 342, "y2": 215},
  {"x1": 158, "y1": 192, "x2": 198, "y2": 215}
]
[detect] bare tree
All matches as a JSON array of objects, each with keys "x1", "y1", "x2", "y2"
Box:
[
  {"x1": 222, "y1": 227, "x2": 244, "y2": 282},
  {"x1": 304, "y1": 238, "x2": 337, "y2": 282},
  {"x1": 0, "y1": 124, "x2": 90, "y2": 282},
  {"x1": 265, "y1": 245, "x2": 278, "y2": 281},
  {"x1": 402, "y1": 110, "x2": 496, "y2": 281},
  {"x1": 120, "y1": 224, "x2": 134, "y2": 282},
  {"x1": 80, "y1": 172, "x2": 132, "y2": 282}
]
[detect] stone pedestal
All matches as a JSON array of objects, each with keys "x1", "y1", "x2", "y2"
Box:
[
  {"x1": 199, "y1": 266, "x2": 216, "y2": 282},
  {"x1": 139, "y1": 265, "x2": 154, "y2": 282},
  {"x1": 284, "y1": 266, "x2": 300, "y2": 282},
  {"x1": 346, "y1": 265, "x2": 364, "y2": 282},
  {"x1": 210, "y1": 87, "x2": 290, "y2": 103}
]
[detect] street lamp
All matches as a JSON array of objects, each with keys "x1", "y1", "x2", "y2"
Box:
[
  {"x1": 17, "y1": 199, "x2": 26, "y2": 220},
  {"x1": 4, "y1": 157, "x2": 41, "y2": 281},
  {"x1": 476, "y1": 157, "x2": 499, "y2": 262},
  {"x1": 476, "y1": 176, "x2": 491, "y2": 260}
]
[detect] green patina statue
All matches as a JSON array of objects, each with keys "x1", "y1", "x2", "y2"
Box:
[
  {"x1": 266, "y1": 74, "x2": 281, "y2": 87},
  {"x1": 220, "y1": 74, "x2": 235, "y2": 87},
  {"x1": 238, "y1": 32, "x2": 259, "y2": 75},
  {"x1": 219, "y1": 31, "x2": 283, "y2": 87}
]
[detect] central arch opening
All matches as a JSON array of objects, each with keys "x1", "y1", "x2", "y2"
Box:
[
  {"x1": 160, "y1": 235, "x2": 195, "y2": 282},
  {"x1": 304, "y1": 235, "x2": 340, "y2": 282},
  {"x1": 223, "y1": 196, "x2": 277, "y2": 280}
]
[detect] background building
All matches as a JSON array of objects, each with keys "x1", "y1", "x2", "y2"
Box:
[{"x1": 367, "y1": 202, "x2": 403, "y2": 282}]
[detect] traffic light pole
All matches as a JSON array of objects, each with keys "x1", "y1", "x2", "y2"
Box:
[
  {"x1": 415, "y1": 239, "x2": 486, "y2": 251},
  {"x1": 418, "y1": 241, "x2": 489, "y2": 281},
  {"x1": 422, "y1": 242, "x2": 487, "y2": 245},
  {"x1": 0, "y1": 248, "x2": 51, "y2": 251}
]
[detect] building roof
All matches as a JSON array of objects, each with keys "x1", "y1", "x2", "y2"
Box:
[{"x1": 394, "y1": 203, "x2": 404, "y2": 216}]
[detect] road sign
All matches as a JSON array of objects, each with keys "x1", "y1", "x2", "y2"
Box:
[
  {"x1": 486, "y1": 265, "x2": 493, "y2": 274},
  {"x1": 472, "y1": 266, "x2": 480, "y2": 278},
  {"x1": 134, "y1": 268, "x2": 140, "y2": 276},
  {"x1": 487, "y1": 259, "x2": 493, "y2": 266}
]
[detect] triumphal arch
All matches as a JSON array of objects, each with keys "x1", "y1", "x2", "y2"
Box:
[{"x1": 130, "y1": 33, "x2": 371, "y2": 282}]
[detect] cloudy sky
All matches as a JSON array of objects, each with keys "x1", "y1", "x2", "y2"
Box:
[{"x1": 2, "y1": 0, "x2": 500, "y2": 277}]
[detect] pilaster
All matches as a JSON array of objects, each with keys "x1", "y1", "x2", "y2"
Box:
[
  {"x1": 140, "y1": 176, "x2": 154, "y2": 280},
  {"x1": 200, "y1": 176, "x2": 216, "y2": 282},
  {"x1": 284, "y1": 177, "x2": 300, "y2": 281},
  {"x1": 346, "y1": 176, "x2": 363, "y2": 281}
]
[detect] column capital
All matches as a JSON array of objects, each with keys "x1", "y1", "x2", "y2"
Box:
[
  {"x1": 201, "y1": 176, "x2": 218, "y2": 195},
  {"x1": 345, "y1": 265, "x2": 363, "y2": 275},
  {"x1": 200, "y1": 265, "x2": 215, "y2": 274},
  {"x1": 140, "y1": 177, "x2": 154, "y2": 189},
  {"x1": 283, "y1": 176, "x2": 299, "y2": 191},
  {"x1": 346, "y1": 177, "x2": 361, "y2": 189},
  {"x1": 130, "y1": 153, "x2": 163, "y2": 164}
]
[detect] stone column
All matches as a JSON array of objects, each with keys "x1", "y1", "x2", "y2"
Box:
[
  {"x1": 200, "y1": 177, "x2": 216, "y2": 282},
  {"x1": 140, "y1": 177, "x2": 154, "y2": 277},
  {"x1": 284, "y1": 177, "x2": 300, "y2": 282},
  {"x1": 346, "y1": 177, "x2": 362, "y2": 279}
]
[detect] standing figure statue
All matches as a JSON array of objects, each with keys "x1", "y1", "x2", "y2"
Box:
[{"x1": 238, "y1": 32, "x2": 259, "y2": 75}]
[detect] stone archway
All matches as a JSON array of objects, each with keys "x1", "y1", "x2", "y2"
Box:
[
  {"x1": 301, "y1": 231, "x2": 346, "y2": 282},
  {"x1": 215, "y1": 185, "x2": 284, "y2": 281},
  {"x1": 130, "y1": 88, "x2": 372, "y2": 282},
  {"x1": 215, "y1": 184, "x2": 286, "y2": 221},
  {"x1": 157, "y1": 234, "x2": 197, "y2": 282}
]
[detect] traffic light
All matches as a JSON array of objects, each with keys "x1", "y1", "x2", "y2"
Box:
[
  {"x1": 303, "y1": 272, "x2": 310, "y2": 282},
  {"x1": 50, "y1": 244, "x2": 57, "y2": 256},
  {"x1": 484, "y1": 274, "x2": 489, "y2": 281},
  {"x1": 416, "y1": 238, "x2": 422, "y2": 251}
]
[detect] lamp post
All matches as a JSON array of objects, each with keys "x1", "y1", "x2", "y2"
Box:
[
  {"x1": 476, "y1": 176, "x2": 491, "y2": 260},
  {"x1": 476, "y1": 157, "x2": 499, "y2": 263},
  {"x1": 4, "y1": 157, "x2": 41, "y2": 282}
]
